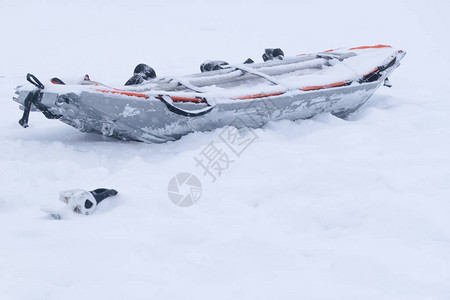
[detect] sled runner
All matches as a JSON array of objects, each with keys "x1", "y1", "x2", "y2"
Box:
[{"x1": 14, "y1": 45, "x2": 405, "y2": 143}]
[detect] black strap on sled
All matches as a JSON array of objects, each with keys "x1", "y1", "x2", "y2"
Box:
[
  {"x1": 159, "y1": 95, "x2": 215, "y2": 117},
  {"x1": 19, "y1": 73, "x2": 61, "y2": 128},
  {"x1": 262, "y1": 48, "x2": 284, "y2": 62},
  {"x1": 19, "y1": 89, "x2": 40, "y2": 128},
  {"x1": 125, "y1": 64, "x2": 157, "y2": 86},
  {"x1": 359, "y1": 57, "x2": 397, "y2": 84},
  {"x1": 200, "y1": 60, "x2": 229, "y2": 72}
]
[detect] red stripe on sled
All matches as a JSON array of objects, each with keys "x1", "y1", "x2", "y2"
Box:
[
  {"x1": 97, "y1": 89, "x2": 149, "y2": 98},
  {"x1": 349, "y1": 45, "x2": 391, "y2": 50},
  {"x1": 170, "y1": 96, "x2": 206, "y2": 103},
  {"x1": 300, "y1": 80, "x2": 350, "y2": 91},
  {"x1": 362, "y1": 67, "x2": 379, "y2": 78},
  {"x1": 232, "y1": 92, "x2": 284, "y2": 100}
]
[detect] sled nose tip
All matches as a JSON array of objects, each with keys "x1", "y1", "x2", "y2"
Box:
[{"x1": 397, "y1": 49, "x2": 406, "y2": 61}]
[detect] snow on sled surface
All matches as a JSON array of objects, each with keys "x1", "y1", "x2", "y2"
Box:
[{"x1": 15, "y1": 45, "x2": 405, "y2": 143}]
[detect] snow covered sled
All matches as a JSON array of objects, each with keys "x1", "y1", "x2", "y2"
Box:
[{"x1": 14, "y1": 45, "x2": 405, "y2": 143}]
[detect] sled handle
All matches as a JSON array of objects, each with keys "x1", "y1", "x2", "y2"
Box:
[
  {"x1": 27, "y1": 73, "x2": 45, "y2": 89},
  {"x1": 159, "y1": 95, "x2": 215, "y2": 117},
  {"x1": 19, "y1": 73, "x2": 60, "y2": 128}
]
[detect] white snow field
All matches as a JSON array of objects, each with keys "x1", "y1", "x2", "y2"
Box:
[{"x1": 1, "y1": 0, "x2": 450, "y2": 299}]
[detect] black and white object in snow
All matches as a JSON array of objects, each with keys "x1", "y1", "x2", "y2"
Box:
[{"x1": 41, "y1": 188, "x2": 118, "y2": 219}]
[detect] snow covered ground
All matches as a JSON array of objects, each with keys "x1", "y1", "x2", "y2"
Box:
[{"x1": 1, "y1": 0, "x2": 450, "y2": 299}]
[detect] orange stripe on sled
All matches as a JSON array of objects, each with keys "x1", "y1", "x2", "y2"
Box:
[
  {"x1": 362, "y1": 67, "x2": 379, "y2": 78},
  {"x1": 97, "y1": 89, "x2": 149, "y2": 99},
  {"x1": 97, "y1": 90, "x2": 207, "y2": 103},
  {"x1": 349, "y1": 44, "x2": 392, "y2": 50},
  {"x1": 170, "y1": 96, "x2": 206, "y2": 103},
  {"x1": 232, "y1": 92, "x2": 284, "y2": 100},
  {"x1": 300, "y1": 80, "x2": 350, "y2": 91}
]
